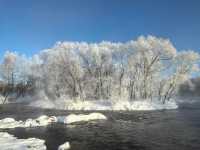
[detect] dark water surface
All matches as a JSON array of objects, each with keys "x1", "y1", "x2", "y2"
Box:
[{"x1": 0, "y1": 102, "x2": 200, "y2": 150}]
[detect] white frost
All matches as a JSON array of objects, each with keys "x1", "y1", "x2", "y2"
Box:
[
  {"x1": 58, "y1": 141, "x2": 70, "y2": 150},
  {"x1": 0, "y1": 132, "x2": 46, "y2": 150}
]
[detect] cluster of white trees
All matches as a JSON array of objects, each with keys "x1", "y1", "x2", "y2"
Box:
[{"x1": 0, "y1": 35, "x2": 199, "y2": 104}]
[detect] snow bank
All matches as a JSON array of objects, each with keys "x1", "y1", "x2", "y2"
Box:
[
  {"x1": 0, "y1": 115, "x2": 56, "y2": 129},
  {"x1": 26, "y1": 93, "x2": 178, "y2": 111},
  {"x1": 0, "y1": 132, "x2": 46, "y2": 150},
  {"x1": 64, "y1": 99, "x2": 178, "y2": 111},
  {"x1": 57, "y1": 113, "x2": 107, "y2": 124},
  {"x1": 58, "y1": 142, "x2": 70, "y2": 150},
  {"x1": 112, "y1": 100, "x2": 178, "y2": 110},
  {"x1": 0, "y1": 113, "x2": 107, "y2": 128}
]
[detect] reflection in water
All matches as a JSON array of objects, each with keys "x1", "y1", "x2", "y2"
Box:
[{"x1": 0, "y1": 103, "x2": 200, "y2": 150}]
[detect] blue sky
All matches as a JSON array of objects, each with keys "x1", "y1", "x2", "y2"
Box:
[{"x1": 0, "y1": 0, "x2": 200, "y2": 57}]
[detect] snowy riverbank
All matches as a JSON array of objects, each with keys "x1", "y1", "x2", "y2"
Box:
[
  {"x1": 64, "y1": 99, "x2": 178, "y2": 110},
  {"x1": 29, "y1": 98, "x2": 178, "y2": 111},
  {"x1": 1, "y1": 93, "x2": 178, "y2": 111}
]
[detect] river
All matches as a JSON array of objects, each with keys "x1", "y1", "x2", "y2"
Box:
[{"x1": 0, "y1": 102, "x2": 200, "y2": 150}]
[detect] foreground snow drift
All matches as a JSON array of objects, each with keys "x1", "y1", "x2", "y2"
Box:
[
  {"x1": 0, "y1": 113, "x2": 107, "y2": 129},
  {"x1": 0, "y1": 132, "x2": 46, "y2": 150},
  {"x1": 64, "y1": 100, "x2": 178, "y2": 111}
]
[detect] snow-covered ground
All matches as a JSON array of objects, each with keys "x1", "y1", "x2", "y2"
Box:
[
  {"x1": 1, "y1": 90, "x2": 178, "y2": 111},
  {"x1": 1, "y1": 90, "x2": 178, "y2": 110},
  {"x1": 28, "y1": 97, "x2": 178, "y2": 111},
  {"x1": 64, "y1": 99, "x2": 178, "y2": 111},
  {"x1": 0, "y1": 113, "x2": 107, "y2": 129},
  {"x1": 112, "y1": 100, "x2": 178, "y2": 110},
  {"x1": 0, "y1": 132, "x2": 46, "y2": 150},
  {"x1": 23, "y1": 91, "x2": 178, "y2": 110}
]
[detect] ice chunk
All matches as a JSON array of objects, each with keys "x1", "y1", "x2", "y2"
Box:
[
  {"x1": 0, "y1": 132, "x2": 46, "y2": 150},
  {"x1": 58, "y1": 141, "x2": 70, "y2": 150}
]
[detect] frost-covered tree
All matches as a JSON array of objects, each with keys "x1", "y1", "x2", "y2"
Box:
[
  {"x1": 112, "y1": 43, "x2": 128, "y2": 98},
  {"x1": 0, "y1": 51, "x2": 18, "y2": 103},
  {"x1": 0, "y1": 51, "x2": 37, "y2": 103},
  {"x1": 160, "y1": 50, "x2": 200, "y2": 103},
  {"x1": 79, "y1": 42, "x2": 114, "y2": 99},
  {"x1": 126, "y1": 36, "x2": 177, "y2": 100},
  {"x1": 0, "y1": 35, "x2": 199, "y2": 104},
  {"x1": 0, "y1": 51, "x2": 17, "y2": 85},
  {"x1": 39, "y1": 42, "x2": 84, "y2": 100}
]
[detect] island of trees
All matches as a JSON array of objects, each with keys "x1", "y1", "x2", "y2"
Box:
[{"x1": 0, "y1": 36, "x2": 199, "y2": 106}]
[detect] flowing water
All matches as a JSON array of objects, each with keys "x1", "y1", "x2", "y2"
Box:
[{"x1": 0, "y1": 102, "x2": 200, "y2": 150}]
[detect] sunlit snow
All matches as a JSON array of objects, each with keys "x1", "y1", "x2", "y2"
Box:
[
  {"x1": 64, "y1": 99, "x2": 178, "y2": 111},
  {"x1": 57, "y1": 113, "x2": 107, "y2": 124},
  {"x1": 0, "y1": 115, "x2": 55, "y2": 129},
  {"x1": 0, "y1": 113, "x2": 107, "y2": 129}
]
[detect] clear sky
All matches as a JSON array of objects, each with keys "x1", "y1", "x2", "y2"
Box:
[{"x1": 0, "y1": 0, "x2": 200, "y2": 57}]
